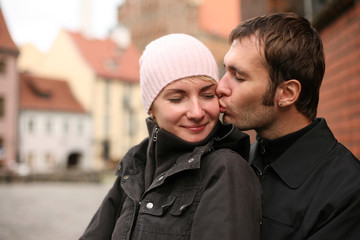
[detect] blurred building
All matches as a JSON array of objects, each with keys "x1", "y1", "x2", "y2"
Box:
[
  {"x1": 17, "y1": 44, "x2": 45, "y2": 74},
  {"x1": 18, "y1": 73, "x2": 92, "y2": 173},
  {"x1": 117, "y1": 0, "x2": 241, "y2": 71},
  {"x1": 19, "y1": 30, "x2": 148, "y2": 169},
  {"x1": 0, "y1": 8, "x2": 19, "y2": 173}
]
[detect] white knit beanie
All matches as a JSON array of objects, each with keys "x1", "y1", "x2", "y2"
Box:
[{"x1": 139, "y1": 33, "x2": 219, "y2": 113}]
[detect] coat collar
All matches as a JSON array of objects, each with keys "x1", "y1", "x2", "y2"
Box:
[
  {"x1": 118, "y1": 119, "x2": 250, "y2": 186},
  {"x1": 213, "y1": 122, "x2": 250, "y2": 160},
  {"x1": 251, "y1": 118, "x2": 337, "y2": 189}
]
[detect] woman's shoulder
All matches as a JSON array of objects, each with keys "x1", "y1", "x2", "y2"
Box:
[
  {"x1": 203, "y1": 147, "x2": 250, "y2": 171},
  {"x1": 117, "y1": 137, "x2": 149, "y2": 172},
  {"x1": 199, "y1": 147, "x2": 259, "y2": 186}
]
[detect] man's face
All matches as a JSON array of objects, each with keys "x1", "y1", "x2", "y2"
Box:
[{"x1": 216, "y1": 37, "x2": 277, "y2": 134}]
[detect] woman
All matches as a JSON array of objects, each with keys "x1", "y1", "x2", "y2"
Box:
[{"x1": 80, "y1": 33, "x2": 261, "y2": 240}]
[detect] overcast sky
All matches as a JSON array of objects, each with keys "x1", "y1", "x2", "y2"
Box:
[{"x1": 1, "y1": 0, "x2": 123, "y2": 52}]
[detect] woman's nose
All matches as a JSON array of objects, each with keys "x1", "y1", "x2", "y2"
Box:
[{"x1": 186, "y1": 100, "x2": 205, "y2": 120}]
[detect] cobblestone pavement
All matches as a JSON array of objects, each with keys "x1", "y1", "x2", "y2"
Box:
[{"x1": 0, "y1": 181, "x2": 113, "y2": 240}]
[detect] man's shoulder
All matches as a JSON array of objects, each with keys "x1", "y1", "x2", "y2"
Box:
[
  {"x1": 325, "y1": 141, "x2": 360, "y2": 175},
  {"x1": 312, "y1": 141, "x2": 360, "y2": 207}
]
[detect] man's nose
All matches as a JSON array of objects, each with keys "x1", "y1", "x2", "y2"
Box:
[{"x1": 216, "y1": 75, "x2": 231, "y2": 98}]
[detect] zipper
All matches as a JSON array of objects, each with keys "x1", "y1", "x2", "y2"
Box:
[
  {"x1": 252, "y1": 163, "x2": 270, "y2": 182},
  {"x1": 153, "y1": 127, "x2": 159, "y2": 142},
  {"x1": 153, "y1": 127, "x2": 160, "y2": 189}
]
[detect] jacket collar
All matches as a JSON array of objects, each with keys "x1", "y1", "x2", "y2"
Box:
[
  {"x1": 145, "y1": 118, "x2": 217, "y2": 188},
  {"x1": 117, "y1": 119, "x2": 220, "y2": 196},
  {"x1": 251, "y1": 118, "x2": 337, "y2": 189},
  {"x1": 213, "y1": 122, "x2": 250, "y2": 160},
  {"x1": 118, "y1": 119, "x2": 249, "y2": 185}
]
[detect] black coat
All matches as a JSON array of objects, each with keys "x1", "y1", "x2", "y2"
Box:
[
  {"x1": 250, "y1": 118, "x2": 360, "y2": 240},
  {"x1": 80, "y1": 120, "x2": 262, "y2": 240}
]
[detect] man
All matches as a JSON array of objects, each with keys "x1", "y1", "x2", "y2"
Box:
[{"x1": 217, "y1": 12, "x2": 360, "y2": 239}]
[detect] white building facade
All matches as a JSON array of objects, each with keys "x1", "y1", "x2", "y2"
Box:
[
  {"x1": 18, "y1": 74, "x2": 93, "y2": 174},
  {"x1": 18, "y1": 110, "x2": 92, "y2": 173}
]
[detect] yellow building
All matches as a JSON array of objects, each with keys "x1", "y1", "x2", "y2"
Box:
[{"x1": 19, "y1": 30, "x2": 148, "y2": 169}]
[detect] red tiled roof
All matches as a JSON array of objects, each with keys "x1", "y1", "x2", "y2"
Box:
[
  {"x1": 0, "y1": 8, "x2": 19, "y2": 54},
  {"x1": 20, "y1": 73, "x2": 86, "y2": 113},
  {"x1": 67, "y1": 31, "x2": 140, "y2": 83}
]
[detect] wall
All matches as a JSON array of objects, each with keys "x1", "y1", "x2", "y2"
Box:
[
  {"x1": 0, "y1": 53, "x2": 18, "y2": 170},
  {"x1": 18, "y1": 110, "x2": 93, "y2": 173},
  {"x1": 318, "y1": 2, "x2": 360, "y2": 158},
  {"x1": 36, "y1": 31, "x2": 94, "y2": 112}
]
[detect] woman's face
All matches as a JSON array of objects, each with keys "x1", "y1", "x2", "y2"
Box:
[{"x1": 150, "y1": 77, "x2": 220, "y2": 142}]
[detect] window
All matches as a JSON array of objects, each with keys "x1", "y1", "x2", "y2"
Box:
[
  {"x1": 77, "y1": 118, "x2": 83, "y2": 135},
  {"x1": 104, "y1": 114, "x2": 110, "y2": 136},
  {"x1": 0, "y1": 61, "x2": 6, "y2": 74},
  {"x1": 45, "y1": 153, "x2": 54, "y2": 165},
  {"x1": 46, "y1": 118, "x2": 52, "y2": 134},
  {"x1": 105, "y1": 59, "x2": 118, "y2": 71},
  {"x1": 128, "y1": 111, "x2": 135, "y2": 137},
  {"x1": 63, "y1": 119, "x2": 69, "y2": 134},
  {"x1": 104, "y1": 80, "x2": 111, "y2": 105},
  {"x1": 122, "y1": 84, "x2": 136, "y2": 137},
  {"x1": 28, "y1": 117, "x2": 34, "y2": 133},
  {"x1": 0, "y1": 97, "x2": 4, "y2": 118},
  {"x1": 0, "y1": 138, "x2": 5, "y2": 161},
  {"x1": 27, "y1": 152, "x2": 34, "y2": 168},
  {"x1": 102, "y1": 139, "x2": 110, "y2": 161}
]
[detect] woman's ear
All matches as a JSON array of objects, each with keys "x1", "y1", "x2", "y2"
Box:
[
  {"x1": 277, "y1": 79, "x2": 301, "y2": 107},
  {"x1": 148, "y1": 110, "x2": 155, "y2": 120}
]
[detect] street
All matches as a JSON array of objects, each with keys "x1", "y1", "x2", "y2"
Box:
[{"x1": 0, "y1": 181, "x2": 113, "y2": 240}]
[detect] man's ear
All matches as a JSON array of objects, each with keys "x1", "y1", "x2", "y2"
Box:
[{"x1": 277, "y1": 79, "x2": 301, "y2": 107}]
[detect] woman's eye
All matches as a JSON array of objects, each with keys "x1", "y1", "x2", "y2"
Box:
[
  {"x1": 169, "y1": 97, "x2": 182, "y2": 103},
  {"x1": 203, "y1": 93, "x2": 216, "y2": 99}
]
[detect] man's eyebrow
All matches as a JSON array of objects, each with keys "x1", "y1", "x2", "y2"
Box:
[
  {"x1": 224, "y1": 63, "x2": 238, "y2": 72},
  {"x1": 224, "y1": 64, "x2": 250, "y2": 78}
]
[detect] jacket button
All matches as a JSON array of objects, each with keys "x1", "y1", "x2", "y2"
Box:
[
  {"x1": 158, "y1": 175, "x2": 164, "y2": 181},
  {"x1": 146, "y1": 202, "x2": 154, "y2": 209},
  {"x1": 188, "y1": 158, "x2": 194, "y2": 163},
  {"x1": 123, "y1": 175, "x2": 129, "y2": 180}
]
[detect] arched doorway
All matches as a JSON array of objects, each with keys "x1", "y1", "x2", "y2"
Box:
[{"x1": 67, "y1": 152, "x2": 82, "y2": 169}]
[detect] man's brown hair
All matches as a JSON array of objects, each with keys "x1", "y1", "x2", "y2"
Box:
[{"x1": 230, "y1": 12, "x2": 325, "y2": 120}]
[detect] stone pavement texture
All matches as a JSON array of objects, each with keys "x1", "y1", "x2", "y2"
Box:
[{"x1": 0, "y1": 181, "x2": 113, "y2": 240}]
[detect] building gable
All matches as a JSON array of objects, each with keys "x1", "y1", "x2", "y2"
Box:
[{"x1": 20, "y1": 73, "x2": 86, "y2": 113}]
